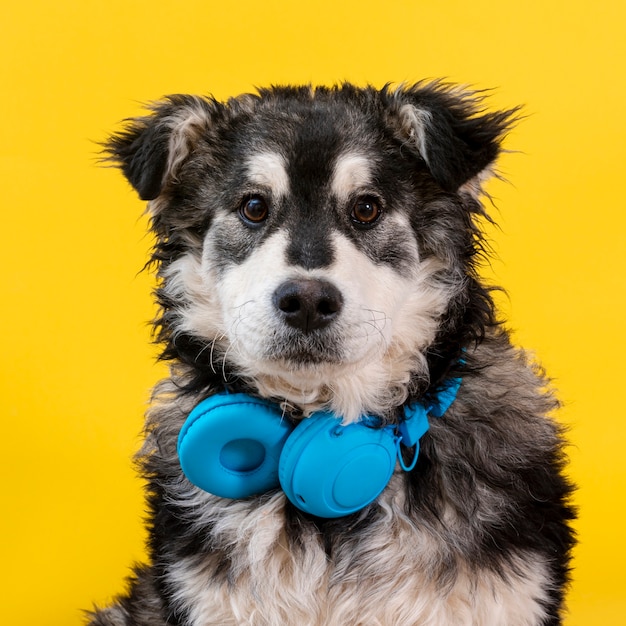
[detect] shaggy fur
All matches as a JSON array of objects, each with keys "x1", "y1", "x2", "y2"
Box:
[{"x1": 90, "y1": 82, "x2": 575, "y2": 625}]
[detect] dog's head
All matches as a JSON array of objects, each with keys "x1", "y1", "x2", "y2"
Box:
[{"x1": 106, "y1": 83, "x2": 517, "y2": 421}]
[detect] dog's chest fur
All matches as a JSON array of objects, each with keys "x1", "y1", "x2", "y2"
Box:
[
  {"x1": 135, "y1": 336, "x2": 562, "y2": 626},
  {"x1": 91, "y1": 83, "x2": 575, "y2": 626},
  {"x1": 167, "y1": 494, "x2": 550, "y2": 626}
]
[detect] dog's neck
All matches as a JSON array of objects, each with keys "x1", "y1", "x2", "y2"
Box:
[
  {"x1": 231, "y1": 353, "x2": 429, "y2": 424},
  {"x1": 177, "y1": 373, "x2": 463, "y2": 517},
  {"x1": 221, "y1": 358, "x2": 465, "y2": 424}
]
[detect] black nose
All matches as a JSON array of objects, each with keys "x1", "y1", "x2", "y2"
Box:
[{"x1": 273, "y1": 279, "x2": 343, "y2": 333}]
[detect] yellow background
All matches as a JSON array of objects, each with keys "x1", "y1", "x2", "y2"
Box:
[{"x1": 2, "y1": 1, "x2": 625, "y2": 624}]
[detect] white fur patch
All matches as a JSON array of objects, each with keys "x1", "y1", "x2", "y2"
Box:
[
  {"x1": 166, "y1": 485, "x2": 551, "y2": 626},
  {"x1": 196, "y1": 222, "x2": 453, "y2": 421},
  {"x1": 331, "y1": 153, "x2": 372, "y2": 201},
  {"x1": 246, "y1": 152, "x2": 290, "y2": 198},
  {"x1": 458, "y1": 165, "x2": 496, "y2": 199},
  {"x1": 161, "y1": 209, "x2": 458, "y2": 422},
  {"x1": 166, "y1": 102, "x2": 209, "y2": 182},
  {"x1": 398, "y1": 104, "x2": 432, "y2": 165}
]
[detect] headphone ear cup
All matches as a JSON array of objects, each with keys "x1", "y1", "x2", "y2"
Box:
[
  {"x1": 279, "y1": 413, "x2": 398, "y2": 518},
  {"x1": 177, "y1": 393, "x2": 293, "y2": 499}
]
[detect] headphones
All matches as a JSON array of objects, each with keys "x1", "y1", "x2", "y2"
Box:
[{"x1": 177, "y1": 378, "x2": 461, "y2": 518}]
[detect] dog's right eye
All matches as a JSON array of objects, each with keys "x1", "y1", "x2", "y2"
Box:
[
  {"x1": 239, "y1": 195, "x2": 269, "y2": 225},
  {"x1": 350, "y1": 196, "x2": 383, "y2": 228}
]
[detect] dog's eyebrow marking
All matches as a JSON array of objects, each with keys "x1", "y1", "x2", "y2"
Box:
[
  {"x1": 246, "y1": 152, "x2": 290, "y2": 198},
  {"x1": 331, "y1": 153, "x2": 373, "y2": 201}
]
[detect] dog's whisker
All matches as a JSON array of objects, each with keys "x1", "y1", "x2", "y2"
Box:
[
  {"x1": 193, "y1": 338, "x2": 214, "y2": 365},
  {"x1": 208, "y1": 333, "x2": 228, "y2": 374}
]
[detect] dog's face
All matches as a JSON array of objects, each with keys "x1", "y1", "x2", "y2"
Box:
[{"x1": 107, "y1": 84, "x2": 515, "y2": 420}]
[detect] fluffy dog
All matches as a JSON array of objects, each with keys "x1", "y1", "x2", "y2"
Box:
[{"x1": 90, "y1": 82, "x2": 575, "y2": 625}]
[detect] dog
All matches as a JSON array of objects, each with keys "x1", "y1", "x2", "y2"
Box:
[{"x1": 90, "y1": 82, "x2": 575, "y2": 625}]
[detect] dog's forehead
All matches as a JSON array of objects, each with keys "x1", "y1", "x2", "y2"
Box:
[
  {"x1": 244, "y1": 150, "x2": 373, "y2": 201},
  {"x1": 248, "y1": 95, "x2": 373, "y2": 143},
  {"x1": 236, "y1": 101, "x2": 382, "y2": 197}
]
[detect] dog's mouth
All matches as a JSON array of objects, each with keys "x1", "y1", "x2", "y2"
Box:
[{"x1": 263, "y1": 330, "x2": 345, "y2": 367}]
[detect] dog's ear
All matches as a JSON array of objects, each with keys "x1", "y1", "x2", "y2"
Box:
[
  {"x1": 390, "y1": 84, "x2": 519, "y2": 192},
  {"x1": 105, "y1": 96, "x2": 213, "y2": 200}
]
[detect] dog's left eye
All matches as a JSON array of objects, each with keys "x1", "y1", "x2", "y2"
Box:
[
  {"x1": 350, "y1": 196, "x2": 383, "y2": 227},
  {"x1": 239, "y1": 195, "x2": 270, "y2": 225}
]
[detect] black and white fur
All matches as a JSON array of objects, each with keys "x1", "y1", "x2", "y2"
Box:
[{"x1": 91, "y1": 83, "x2": 575, "y2": 625}]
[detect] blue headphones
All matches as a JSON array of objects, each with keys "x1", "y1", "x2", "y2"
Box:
[{"x1": 177, "y1": 377, "x2": 461, "y2": 518}]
